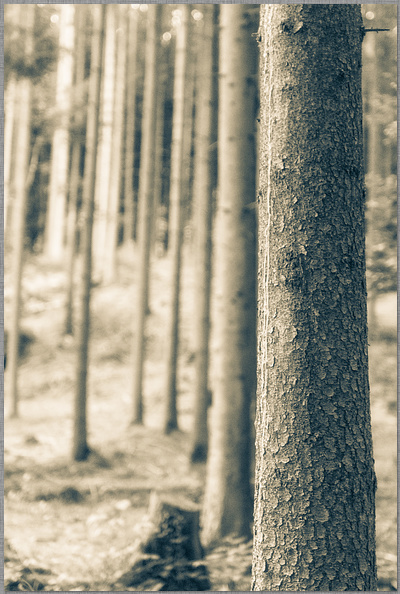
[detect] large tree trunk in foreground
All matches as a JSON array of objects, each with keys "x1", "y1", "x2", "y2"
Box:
[
  {"x1": 189, "y1": 5, "x2": 215, "y2": 464},
  {"x1": 202, "y1": 4, "x2": 257, "y2": 546},
  {"x1": 73, "y1": 5, "x2": 105, "y2": 461},
  {"x1": 7, "y1": 5, "x2": 34, "y2": 418},
  {"x1": 163, "y1": 5, "x2": 188, "y2": 434},
  {"x1": 252, "y1": 5, "x2": 377, "y2": 591},
  {"x1": 130, "y1": 5, "x2": 160, "y2": 424}
]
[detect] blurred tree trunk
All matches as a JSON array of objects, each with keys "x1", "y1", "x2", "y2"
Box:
[
  {"x1": 130, "y1": 5, "x2": 161, "y2": 424},
  {"x1": 363, "y1": 28, "x2": 379, "y2": 338},
  {"x1": 123, "y1": 7, "x2": 139, "y2": 246},
  {"x1": 181, "y1": 13, "x2": 196, "y2": 234},
  {"x1": 189, "y1": 5, "x2": 215, "y2": 464},
  {"x1": 202, "y1": 4, "x2": 257, "y2": 546},
  {"x1": 164, "y1": 5, "x2": 188, "y2": 434},
  {"x1": 73, "y1": 5, "x2": 105, "y2": 461},
  {"x1": 4, "y1": 73, "x2": 17, "y2": 241},
  {"x1": 92, "y1": 5, "x2": 116, "y2": 281},
  {"x1": 64, "y1": 143, "x2": 81, "y2": 336},
  {"x1": 151, "y1": 38, "x2": 166, "y2": 256},
  {"x1": 45, "y1": 5, "x2": 75, "y2": 262},
  {"x1": 7, "y1": 5, "x2": 35, "y2": 418},
  {"x1": 103, "y1": 5, "x2": 127, "y2": 284},
  {"x1": 252, "y1": 6, "x2": 377, "y2": 590},
  {"x1": 64, "y1": 7, "x2": 87, "y2": 336}
]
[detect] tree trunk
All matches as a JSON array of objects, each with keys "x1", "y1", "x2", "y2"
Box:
[
  {"x1": 92, "y1": 5, "x2": 116, "y2": 281},
  {"x1": 4, "y1": 73, "x2": 17, "y2": 241},
  {"x1": 123, "y1": 7, "x2": 139, "y2": 246},
  {"x1": 202, "y1": 4, "x2": 257, "y2": 546},
  {"x1": 103, "y1": 5, "x2": 127, "y2": 284},
  {"x1": 64, "y1": 142, "x2": 81, "y2": 336},
  {"x1": 72, "y1": 5, "x2": 105, "y2": 461},
  {"x1": 189, "y1": 5, "x2": 215, "y2": 464},
  {"x1": 6, "y1": 5, "x2": 34, "y2": 419},
  {"x1": 252, "y1": 5, "x2": 377, "y2": 591},
  {"x1": 130, "y1": 5, "x2": 161, "y2": 424},
  {"x1": 151, "y1": 38, "x2": 166, "y2": 257},
  {"x1": 163, "y1": 5, "x2": 188, "y2": 434},
  {"x1": 64, "y1": 7, "x2": 87, "y2": 336},
  {"x1": 181, "y1": 13, "x2": 196, "y2": 234},
  {"x1": 364, "y1": 25, "x2": 380, "y2": 179},
  {"x1": 45, "y1": 4, "x2": 75, "y2": 262}
]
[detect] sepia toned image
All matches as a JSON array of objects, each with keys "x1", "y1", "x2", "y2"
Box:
[{"x1": 3, "y1": 3, "x2": 397, "y2": 591}]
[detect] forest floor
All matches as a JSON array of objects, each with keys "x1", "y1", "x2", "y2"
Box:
[{"x1": 4, "y1": 244, "x2": 397, "y2": 591}]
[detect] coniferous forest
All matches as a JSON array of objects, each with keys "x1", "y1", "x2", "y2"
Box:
[{"x1": 4, "y1": 3, "x2": 397, "y2": 591}]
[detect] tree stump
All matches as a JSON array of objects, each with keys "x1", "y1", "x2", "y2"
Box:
[{"x1": 113, "y1": 492, "x2": 210, "y2": 591}]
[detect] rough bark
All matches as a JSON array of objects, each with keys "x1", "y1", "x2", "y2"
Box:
[
  {"x1": 202, "y1": 4, "x2": 257, "y2": 546},
  {"x1": 6, "y1": 5, "x2": 34, "y2": 419},
  {"x1": 252, "y1": 5, "x2": 377, "y2": 591},
  {"x1": 73, "y1": 5, "x2": 105, "y2": 461},
  {"x1": 130, "y1": 5, "x2": 161, "y2": 424},
  {"x1": 45, "y1": 4, "x2": 75, "y2": 262},
  {"x1": 189, "y1": 5, "x2": 215, "y2": 464},
  {"x1": 123, "y1": 7, "x2": 139, "y2": 246},
  {"x1": 163, "y1": 5, "x2": 189, "y2": 434}
]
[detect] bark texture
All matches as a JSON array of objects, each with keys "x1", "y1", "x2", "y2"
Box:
[
  {"x1": 202, "y1": 4, "x2": 257, "y2": 546},
  {"x1": 252, "y1": 5, "x2": 377, "y2": 591}
]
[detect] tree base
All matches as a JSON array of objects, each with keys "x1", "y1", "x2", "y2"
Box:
[
  {"x1": 113, "y1": 492, "x2": 210, "y2": 591},
  {"x1": 190, "y1": 443, "x2": 207, "y2": 464}
]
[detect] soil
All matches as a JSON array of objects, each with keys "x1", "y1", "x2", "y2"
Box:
[{"x1": 4, "y1": 245, "x2": 397, "y2": 591}]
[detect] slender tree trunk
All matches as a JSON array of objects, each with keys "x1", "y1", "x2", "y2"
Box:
[
  {"x1": 64, "y1": 7, "x2": 87, "y2": 336},
  {"x1": 189, "y1": 5, "x2": 215, "y2": 464},
  {"x1": 123, "y1": 7, "x2": 139, "y2": 246},
  {"x1": 181, "y1": 13, "x2": 196, "y2": 233},
  {"x1": 151, "y1": 42, "x2": 166, "y2": 256},
  {"x1": 103, "y1": 5, "x2": 127, "y2": 284},
  {"x1": 73, "y1": 5, "x2": 105, "y2": 461},
  {"x1": 202, "y1": 4, "x2": 257, "y2": 545},
  {"x1": 252, "y1": 6, "x2": 377, "y2": 590},
  {"x1": 6, "y1": 5, "x2": 35, "y2": 419},
  {"x1": 4, "y1": 73, "x2": 17, "y2": 240},
  {"x1": 45, "y1": 4, "x2": 75, "y2": 262},
  {"x1": 363, "y1": 27, "x2": 380, "y2": 338},
  {"x1": 64, "y1": 142, "x2": 81, "y2": 336},
  {"x1": 92, "y1": 5, "x2": 116, "y2": 280},
  {"x1": 364, "y1": 29, "x2": 380, "y2": 179},
  {"x1": 163, "y1": 5, "x2": 188, "y2": 434},
  {"x1": 130, "y1": 5, "x2": 161, "y2": 424}
]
